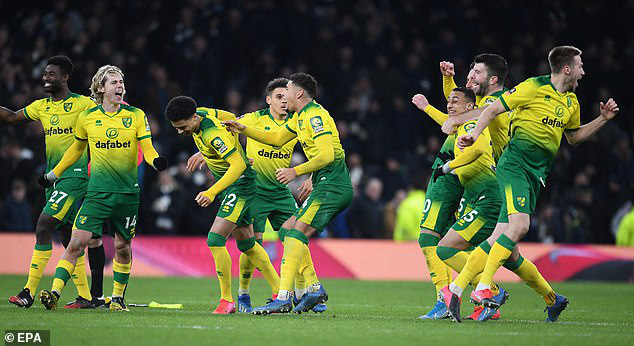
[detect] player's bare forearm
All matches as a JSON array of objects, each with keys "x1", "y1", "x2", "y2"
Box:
[
  {"x1": 472, "y1": 99, "x2": 505, "y2": 140},
  {"x1": 0, "y1": 106, "x2": 28, "y2": 124},
  {"x1": 565, "y1": 116, "x2": 607, "y2": 146},
  {"x1": 52, "y1": 140, "x2": 87, "y2": 177},
  {"x1": 441, "y1": 107, "x2": 484, "y2": 134}
]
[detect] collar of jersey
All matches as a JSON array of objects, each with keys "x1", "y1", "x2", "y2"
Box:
[
  {"x1": 98, "y1": 104, "x2": 124, "y2": 117},
  {"x1": 265, "y1": 108, "x2": 290, "y2": 126},
  {"x1": 296, "y1": 100, "x2": 317, "y2": 117},
  {"x1": 48, "y1": 92, "x2": 76, "y2": 104}
]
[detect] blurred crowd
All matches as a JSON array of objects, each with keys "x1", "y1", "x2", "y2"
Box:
[{"x1": 1, "y1": 0, "x2": 633, "y2": 244}]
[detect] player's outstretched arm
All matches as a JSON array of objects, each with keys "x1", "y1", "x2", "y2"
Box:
[
  {"x1": 412, "y1": 94, "x2": 447, "y2": 126},
  {"x1": 441, "y1": 107, "x2": 484, "y2": 135},
  {"x1": 222, "y1": 120, "x2": 295, "y2": 146},
  {"x1": 565, "y1": 98, "x2": 619, "y2": 146},
  {"x1": 457, "y1": 99, "x2": 505, "y2": 148},
  {"x1": 195, "y1": 152, "x2": 246, "y2": 207},
  {"x1": 0, "y1": 106, "x2": 29, "y2": 124},
  {"x1": 139, "y1": 137, "x2": 167, "y2": 171},
  {"x1": 277, "y1": 134, "x2": 334, "y2": 184}
]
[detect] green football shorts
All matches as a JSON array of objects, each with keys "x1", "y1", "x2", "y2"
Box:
[
  {"x1": 43, "y1": 177, "x2": 88, "y2": 227},
  {"x1": 294, "y1": 183, "x2": 353, "y2": 233},
  {"x1": 251, "y1": 188, "x2": 297, "y2": 233},
  {"x1": 452, "y1": 180, "x2": 502, "y2": 246},
  {"x1": 419, "y1": 173, "x2": 464, "y2": 236},
  {"x1": 496, "y1": 151, "x2": 543, "y2": 223},
  {"x1": 73, "y1": 191, "x2": 139, "y2": 241},
  {"x1": 216, "y1": 177, "x2": 256, "y2": 227}
]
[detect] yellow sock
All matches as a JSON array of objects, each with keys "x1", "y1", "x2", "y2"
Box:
[
  {"x1": 209, "y1": 246, "x2": 233, "y2": 302},
  {"x1": 238, "y1": 253, "x2": 254, "y2": 292},
  {"x1": 112, "y1": 259, "x2": 131, "y2": 297},
  {"x1": 454, "y1": 245, "x2": 488, "y2": 290},
  {"x1": 71, "y1": 253, "x2": 92, "y2": 300},
  {"x1": 52, "y1": 259, "x2": 75, "y2": 294},
  {"x1": 446, "y1": 264, "x2": 453, "y2": 283},
  {"x1": 299, "y1": 244, "x2": 320, "y2": 287},
  {"x1": 25, "y1": 244, "x2": 52, "y2": 295},
  {"x1": 422, "y1": 246, "x2": 449, "y2": 295},
  {"x1": 440, "y1": 248, "x2": 470, "y2": 272},
  {"x1": 244, "y1": 242, "x2": 280, "y2": 295},
  {"x1": 511, "y1": 257, "x2": 556, "y2": 306},
  {"x1": 479, "y1": 235, "x2": 515, "y2": 289},
  {"x1": 279, "y1": 232, "x2": 307, "y2": 292},
  {"x1": 295, "y1": 272, "x2": 307, "y2": 296}
]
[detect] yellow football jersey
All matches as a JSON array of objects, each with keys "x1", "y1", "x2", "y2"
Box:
[
  {"x1": 239, "y1": 108, "x2": 297, "y2": 192},
  {"x1": 193, "y1": 107, "x2": 255, "y2": 181},
  {"x1": 453, "y1": 120, "x2": 496, "y2": 190},
  {"x1": 285, "y1": 101, "x2": 350, "y2": 186},
  {"x1": 499, "y1": 75, "x2": 580, "y2": 162},
  {"x1": 23, "y1": 93, "x2": 96, "y2": 178},
  {"x1": 75, "y1": 104, "x2": 151, "y2": 193},
  {"x1": 479, "y1": 90, "x2": 511, "y2": 162}
]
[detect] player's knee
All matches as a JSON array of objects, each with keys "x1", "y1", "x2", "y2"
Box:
[
  {"x1": 88, "y1": 238, "x2": 103, "y2": 248},
  {"x1": 236, "y1": 237, "x2": 256, "y2": 252},
  {"x1": 35, "y1": 214, "x2": 57, "y2": 243},
  {"x1": 418, "y1": 232, "x2": 440, "y2": 248},
  {"x1": 508, "y1": 218, "x2": 530, "y2": 238}
]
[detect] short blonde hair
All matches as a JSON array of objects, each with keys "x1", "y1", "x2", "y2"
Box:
[{"x1": 90, "y1": 65, "x2": 124, "y2": 104}]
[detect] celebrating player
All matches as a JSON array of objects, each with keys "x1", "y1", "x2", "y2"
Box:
[
  {"x1": 37, "y1": 65, "x2": 167, "y2": 311},
  {"x1": 2, "y1": 56, "x2": 103, "y2": 309},
  {"x1": 223, "y1": 72, "x2": 353, "y2": 314},
  {"x1": 458, "y1": 46, "x2": 619, "y2": 322},
  {"x1": 165, "y1": 95, "x2": 281, "y2": 314}
]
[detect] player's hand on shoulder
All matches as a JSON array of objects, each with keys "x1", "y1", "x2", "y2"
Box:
[
  {"x1": 600, "y1": 98, "x2": 619, "y2": 120},
  {"x1": 412, "y1": 94, "x2": 429, "y2": 111},
  {"x1": 439, "y1": 61, "x2": 455, "y2": 77},
  {"x1": 221, "y1": 120, "x2": 245, "y2": 133},
  {"x1": 187, "y1": 152, "x2": 205, "y2": 171}
]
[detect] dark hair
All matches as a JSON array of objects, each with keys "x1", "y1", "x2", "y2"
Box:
[
  {"x1": 165, "y1": 96, "x2": 197, "y2": 122},
  {"x1": 452, "y1": 87, "x2": 476, "y2": 104},
  {"x1": 47, "y1": 55, "x2": 74, "y2": 76},
  {"x1": 548, "y1": 46, "x2": 582, "y2": 73},
  {"x1": 266, "y1": 78, "x2": 289, "y2": 95},
  {"x1": 289, "y1": 72, "x2": 317, "y2": 98},
  {"x1": 473, "y1": 53, "x2": 508, "y2": 84}
]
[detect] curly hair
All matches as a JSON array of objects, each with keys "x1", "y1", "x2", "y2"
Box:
[
  {"x1": 165, "y1": 96, "x2": 197, "y2": 122},
  {"x1": 90, "y1": 65, "x2": 124, "y2": 104}
]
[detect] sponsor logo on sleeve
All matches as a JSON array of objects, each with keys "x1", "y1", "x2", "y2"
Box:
[
  {"x1": 212, "y1": 137, "x2": 229, "y2": 154},
  {"x1": 310, "y1": 116, "x2": 324, "y2": 133}
]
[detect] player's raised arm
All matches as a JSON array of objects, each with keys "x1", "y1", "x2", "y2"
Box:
[
  {"x1": 412, "y1": 93, "x2": 447, "y2": 125},
  {"x1": 276, "y1": 133, "x2": 334, "y2": 184},
  {"x1": 195, "y1": 149, "x2": 247, "y2": 207},
  {"x1": 0, "y1": 106, "x2": 29, "y2": 124},
  {"x1": 440, "y1": 61, "x2": 457, "y2": 99},
  {"x1": 457, "y1": 98, "x2": 505, "y2": 148},
  {"x1": 222, "y1": 119, "x2": 296, "y2": 147},
  {"x1": 564, "y1": 98, "x2": 619, "y2": 146}
]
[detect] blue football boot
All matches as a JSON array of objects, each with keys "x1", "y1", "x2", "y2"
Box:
[
  {"x1": 237, "y1": 294, "x2": 252, "y2": 313},
  {"x1": 292, "y1": 285, "x2": 328, "y2": 313},
  {"x1": 545, "y1": 294, "x2": 569, "y2": 322},
  {"x1": 252, "y1": 298, "x2": 292, "y2": 315},
  {"x1": 418, "y1": 300, "x2": 449, "y2": 320}
]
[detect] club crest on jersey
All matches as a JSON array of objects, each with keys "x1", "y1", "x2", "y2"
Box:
[
  {"x1": 464, "y1": 123, "x2": 476, "y2": 134},
  {"x1": 310, "y1": 116, "x2": 324, "y2": 133},
  {"x1": 516, "y1": 196, "x2": 526, "y2": 208},
  {"x1": 122, "y1": 117, "x2": 132, "y2": 128},
  {"x1": 64, "y1": 102, "x2": 73, "y2": 112},
  {"x1": 78, "y1": 216, "x2": 87, "y2": 225},
  {"x1": 106, "y1": 128, "x2": 119, "y2": 139},
  {"x1": 50, "y1": 115, "x2": 60, "y2": 126},
  {"x1": 212, "y1": 137, "x2": 228, "y2": 154}
]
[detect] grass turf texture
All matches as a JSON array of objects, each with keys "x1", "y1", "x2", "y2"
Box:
[{"x1": 1, "y1": 275, "x2": 633, "y2": 345}]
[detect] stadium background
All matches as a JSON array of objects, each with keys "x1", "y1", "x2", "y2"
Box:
[{"x1": 1, "y1": 0, "x2": 633, "y2": 247}]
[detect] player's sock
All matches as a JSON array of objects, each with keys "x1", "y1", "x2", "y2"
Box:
[
  {"x1": 52, "y1": 259, "x2": 76, "y2": 294},
  {"x1": 278, "y1": 230, "x2": 307, "y2": 298},
  {"x1": 71, "y1": 253, "x2": 92, "y2": 300},
  {"x1": 506, "y1": 255, "x2": 556, "y2": 306},
  {"x1": 476, "y1": 234, "x2": 515, "y2": 291},
  {"x1": 238, "y1": 252, "x2": 254, "y2": 295},
  {"x1": 295, "y1": 273, "x2": 307, "y2": 299},
  {"x1": 88, "y1": 244, "x2": 105, "y2": 299},
  {"x1": 452, "y1": 242, "x2": 489, "y2": 295},
  {"x1": 437, "y1": 246, "x2": 469, "y2": 272},
  {"x1": 207, "y1": 232, "x2": 233, "y2": 302},
  {"x1": 24, "y1": 243, "x2": 52, "y2": 295},
  {"x1": 300, "y1": 244, "x2": 320, "y2": 287},
  {"x1": 419, "y1": 233, "x2": 448, "y2": 295},
  {"x1": 239, "y1": 237, "x2": 280, "y2": 295},
  {"x1": 112, "y1": 259, "x2": 131, "y2": 297}
]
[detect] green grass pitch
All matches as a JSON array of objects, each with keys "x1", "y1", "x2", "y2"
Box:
[{"x1": 1, "y1": 275, "x2": 633, "y2": 345}]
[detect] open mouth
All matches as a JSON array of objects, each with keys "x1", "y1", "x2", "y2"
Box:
[{"x1": 43, "y1": 82, "x2": 53, "y2": 88}]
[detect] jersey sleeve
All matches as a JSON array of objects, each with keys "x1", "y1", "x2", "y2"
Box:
[
  {"x1": 23, "y1": 100, "x2": 42, "y2": 122},
  {"x1": 237, "y1": 111, "x2": 255, "y2": 127},
  {"x1": 285, "y1": 114, "x2": 297, "y2": 134},
  {"x1": 75, "y1": 111, "x2": 88, "y2": 140},
  {"x1": 565, "y1": 98, "x2": 581, "y2": 131},
  {"x1": 80, "y1": 96, "x2": 97, "y2": 110},
  {"x1": 202, "y1": 126, "x2": 238, "y2": 160},
  {"x1": 307, "y1": 110, "x2": 334, "y2": 140},
  {"x1": 136, "y1": 109, "x2": 152, "y2": 140},
  {"x1": 499, "y1": 79, "x2": 539, "y2": 112},
  {"x1": 215, "y1": 109, "x2": 237, "y2": 121}
]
